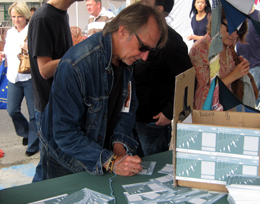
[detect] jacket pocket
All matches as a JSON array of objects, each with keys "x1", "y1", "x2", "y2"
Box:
[{"x1": 84, "y1": 98, "x2": 102, "y2": 129}]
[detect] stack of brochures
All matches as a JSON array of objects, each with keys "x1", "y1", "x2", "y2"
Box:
[
  {"x1": 226, "y1": 174, "x2": 260, "y2": 204},
  {"x1": 29, "y1": 188, "x2": 113, "y2": 204},
  {"x1": 122, "y1": 174, "x2": 227, "y2": 203}
]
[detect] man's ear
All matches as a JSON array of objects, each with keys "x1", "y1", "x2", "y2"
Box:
[
  {"x1": 118, "y1": 25, "x2": 128, "y2": 39},
  {"x1": 157, "y1": 5, "x2": 164, "y2": 13},
  {"x1": 97, "y1": 2, "x2": 101, "y2": 8}
]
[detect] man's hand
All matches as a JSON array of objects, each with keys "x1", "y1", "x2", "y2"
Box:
[
  {"x1": 153, "y1": 112, "x2": 171, "y2": 126},
  {"x1": 107, "y1": 143, "x2": 143, "y2": 176},
  {"x1": 113, "y1": 155, "x2": 143, "y2": 176}
]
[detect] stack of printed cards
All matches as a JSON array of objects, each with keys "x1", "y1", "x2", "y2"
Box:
[
  {"x1": 30, "y1": 188, "x2": 113, "y2": 204},
  {"x1": 59, "y1": 188, "x2": 113, "y2": 204},
  {"x1": 122, "y1": 173, "x2": 226, "y2": 204},
  {"x1": 157, "y1": 164, "x2": 173, "y2": 175},
  {"x1": 226, "y1": 174, "x2": 260, "y2": 204},
  {"x1": 138, "y1": 161, "x2": 156, "y2": 175}
]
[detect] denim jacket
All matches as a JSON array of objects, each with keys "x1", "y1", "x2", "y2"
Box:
[{"x1": 40, "y1": 32, "x2": 139, "y2": 175}]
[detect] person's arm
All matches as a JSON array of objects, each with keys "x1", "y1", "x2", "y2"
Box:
[
  {"x1": 2, "y1": 29, "x2": 12, "y2": 60},
  {"x1": 50, "y1": 60, "x2": 113, "y2": 175},
  {"x1": 187, "y1": 34, "x2": 204, "y2": 41},
  {"x1": 37, "y1": 56, "x2": 60, "y2": 79}
]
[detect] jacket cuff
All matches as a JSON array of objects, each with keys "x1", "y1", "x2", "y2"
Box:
[
  {"x1": 95, "y1": 149, "x2": 114, "y2": 174},
  {"x1": 111, "y1": 133, "x2": 139, "y2": 154},
  {"x1": 162, "y1": 107, "x2": 173, "y2": 120}
]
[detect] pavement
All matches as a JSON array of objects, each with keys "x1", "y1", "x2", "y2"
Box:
[{"x1": 0, "y1": 99, "x2": 40, "y2": 190}]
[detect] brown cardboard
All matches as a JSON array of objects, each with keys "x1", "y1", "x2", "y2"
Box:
[
  {"x1": 171, "y1": 67, "x2": 260, "y2": 192},
  {"x1": 192, "y1": 110, "x2": 260, "y2": 128},
  {"x1": 178, "y1": 180, "x2": 228, "y2": 192},
  {"x1": 170, "y1": 67, "x2": 196, "y2": 187},
  {"x1": 178, "y1": 110, "x2": 260, "y2": 192}
]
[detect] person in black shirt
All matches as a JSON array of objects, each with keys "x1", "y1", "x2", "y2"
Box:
[
  {"x1": 133, "y1": 0, "x2": 192, "y2": 156},
  {"x1": 28, "y1": 0, "x2": 83, "y2": 182}
]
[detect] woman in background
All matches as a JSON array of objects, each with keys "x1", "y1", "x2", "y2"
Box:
[
  {"x1": 187, "y1": 0, "x2": 211, "y2": 42},
  {"x1": 189, "y1": 8, "x2": 249, "y2": 110},
  {"x1": 0, "y1": 1, "x2": 38, "y2": 156}
]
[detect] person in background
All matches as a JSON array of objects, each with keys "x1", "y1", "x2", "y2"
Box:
[
  {"x1": 236, "y1": 7, "x2": 260, "y2": 108},
  {"x1": 38, "y1": 2, "x2": 168, "y2": 180},
  {"x1": 133, "y1": 0, "x2": 192, "y2": 157},
  {"x1": 0, "y1": 1, "x2": 39, "y2": 156},
  {"x1": 86, "y1": 0, "x2": 115, "y2": 36},
  {"x1": 30, "y1": 7, "x2": 36, "y2": 16},
  {"x1": 126, "y1": 0, "x2": 140, "y2": 7},
  {"x1": 28, "y1": 0, "x2": 83, "y2": 182},
  {"x1": 187, "y1": 0, "x2": 211, "y2": 42},
  {"x1": 189, "y1": 8, "x2": 249, "y2": 110}
]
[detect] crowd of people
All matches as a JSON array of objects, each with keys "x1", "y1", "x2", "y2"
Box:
[{"x1": 0, "y1": 0, "x2": 259, "y2": 182}]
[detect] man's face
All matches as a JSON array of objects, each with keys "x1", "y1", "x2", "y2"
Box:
[
  {"x1": 86, "y1": 0, "x2": 101, "y2": 17},
  {"x1": 119, "y1": 16, "x2": 161, "y2": 65}
]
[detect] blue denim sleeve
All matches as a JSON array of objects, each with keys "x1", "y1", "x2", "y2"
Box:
[
  {"x1": 50, "y1": 60, "x2": 113, "y2": 175},
  {"x1": 111, "y1": 74, "x2": 139, "y2": 154}
]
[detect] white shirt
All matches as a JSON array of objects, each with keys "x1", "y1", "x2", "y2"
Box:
[
  {"x1": 4, "y1": 24, "x2": 31, "y2": 83},
  {"x1": 87, "y1": 7, "x2": 115, "y2": 36}
]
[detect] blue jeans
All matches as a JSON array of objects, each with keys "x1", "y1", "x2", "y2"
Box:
[
  {"x1": 7, "y1": 80, "x2": 39, "y2": 152},
  {"x1": 249, "y1": 66, "x2": 260, "y2": 107},
  {"x1": 32, "y1": 109, "x2": 43, "y2": 182},
  {"x1": 132, "y1": 121, "x2": 171, "y2": 156}
]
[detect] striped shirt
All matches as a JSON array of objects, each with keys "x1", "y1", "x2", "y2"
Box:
[{"x1": 88, "y1": 7, "x2": 115, "y2": 36}]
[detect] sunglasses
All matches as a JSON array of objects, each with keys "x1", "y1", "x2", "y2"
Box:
[
  {"x1": 135, "y1": 33, "x2": 157, "y2": 52},
  {"x1": 221, "y1": 20, "x2": 246, "y2": 35}
]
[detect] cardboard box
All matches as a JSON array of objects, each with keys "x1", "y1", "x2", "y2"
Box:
[{"x1": 171, "y1": 67, "x2": 260, "y2": 192}]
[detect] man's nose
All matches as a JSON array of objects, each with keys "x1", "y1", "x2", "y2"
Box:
[{"x1": 140, "y1": 51, "x2": 149, "y2": 61}]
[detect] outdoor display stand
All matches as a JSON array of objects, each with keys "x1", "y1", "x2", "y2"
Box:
[{"x1": 171, "y1": 68, "x2": 260, "y2": 192}]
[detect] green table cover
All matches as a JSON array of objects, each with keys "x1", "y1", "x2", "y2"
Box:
[{"x1": 0, "y1": 150, "x2": 228, "y2": 204}]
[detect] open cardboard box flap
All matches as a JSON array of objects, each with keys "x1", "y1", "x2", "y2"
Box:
[
  {"x1": 171, "y1": 67, "x2": 260, "y2": 192},
  {"x1": 170, "y1": 67, "x2": 195, "y2": 187}
]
